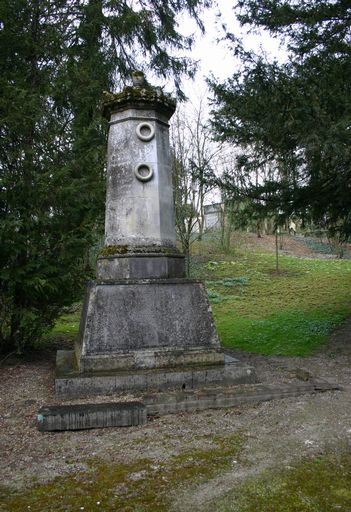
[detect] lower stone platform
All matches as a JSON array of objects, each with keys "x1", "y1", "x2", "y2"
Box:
[
  {"x1": 41, "y1": 379, "x2": 339, "y2": 431},
  {"x1": 55, "y1": 350, "x2": 257, "y2": 399}
]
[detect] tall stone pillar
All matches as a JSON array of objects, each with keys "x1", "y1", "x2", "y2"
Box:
[
  {"x1": 55, "y1": 73, "x2": 256, "y2": 398},
  {"x1": 96, "y1": 73, "x2": 185, "y2": 281},
  {"x1": 104, "y1": 78, "x2": 177, "y2": 250}
]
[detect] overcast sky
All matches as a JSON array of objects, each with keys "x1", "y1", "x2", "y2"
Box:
[
  {"x1": 165, "y1": 0, "x2": 288, "y2": 203},
  {"x1": 176, "y1": 0, "x2": 286, "y2": 102}
]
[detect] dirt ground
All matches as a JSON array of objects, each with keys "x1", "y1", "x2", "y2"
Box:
[
  {"x1": 0, "y1": 318, "x2": 351, "y2": 510},
  {"x1": 0, "y1": 237, "x2": 350, "y2": 509},
  {"x1": 243, "y1": 233, "x2": 318, "y2": 258},
  {"x1": 239, "y1": 232, "x2": 336, "y2": 258}
]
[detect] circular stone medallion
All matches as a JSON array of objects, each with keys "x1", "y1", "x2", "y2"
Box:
[
  {"x1": 134, "y1": 163, "x2": 154, "y2": 182},
  {"x1": 136, "y1": 122, "x2": 155, "y2": 142}
]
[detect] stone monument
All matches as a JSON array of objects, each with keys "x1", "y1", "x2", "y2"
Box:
[{"x1": 55, "y1": 72, "x2": 256, "y2": 398}]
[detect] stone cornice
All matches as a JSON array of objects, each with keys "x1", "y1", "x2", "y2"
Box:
[{"x1": 102, "y1": 82, "x2": 176, "y2": 120}]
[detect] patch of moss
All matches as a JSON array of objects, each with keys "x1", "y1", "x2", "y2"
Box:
[
  {"x1": 208, "y1": 451, "x2": 351, "y2": 512},
  {"x1": 98, "y1": 244, "x2": 129, "y2": 257},
  {"x1": 102, "y1": 80, "x2": 176, "y2": 119},
  {"x1": 0, "y1": 434, "x2": 243, "y2": 512},
  {"x1": 98, "y1": 245, "x2": 181, "y2": 257}
]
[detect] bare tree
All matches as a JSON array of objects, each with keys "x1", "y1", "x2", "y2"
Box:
[
  {"x1": 186, "y1": 99, "x2": 222, "y2": 240},
  {"x1": 171, "y1": 111, "x2": 196, "y2": 275},
  {"x1": 170, "y1": 99, "x2": 222, "y2": 274}
]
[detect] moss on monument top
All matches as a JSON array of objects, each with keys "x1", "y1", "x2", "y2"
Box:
[{"x1": 102, "y1": 71, "x2": 176, "y2": 119}]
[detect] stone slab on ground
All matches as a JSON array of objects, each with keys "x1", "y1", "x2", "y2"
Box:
[
  {"x1": 55, "y1": 350, "x2": 257, "y2": 399},
  {"x1": 37, "y1": 401, "x2": 146, "y2": 432},
  {"x1": 143, "y1": 380, "x2": 341, "y2": 416},
  {"x1": 40, "y1": 379, "x2": 340, "y2": 431}
]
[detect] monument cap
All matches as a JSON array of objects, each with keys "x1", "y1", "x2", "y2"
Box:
[{"x1": 102, "y1": 71, "x2": 176, "y2": 120}]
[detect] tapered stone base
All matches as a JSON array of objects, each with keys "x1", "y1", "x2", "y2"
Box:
[
  {"x1": 75, "y1": 278, "x2": 223, "y2": 372},
  {"x1": 55, "y1": 350, "x2": 257, "y2": 399}
]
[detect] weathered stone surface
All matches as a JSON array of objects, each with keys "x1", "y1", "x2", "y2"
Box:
[
  {"x1": 37, "y1": 402, "x2": 146, "y2": 431},
  {"x1": 46, "y1": 379, "x2": 340, "y2": 431},
  {"x1": 55, "y1": 351, "x2": 257, "y2": 399},
  {"x1": 75, "y1": 279, "x2": 222, "y2": 371},
  {"x1": 78, "y1": 348, "x2": 225, "y2": 373},
  {"x1": 102, "y1": 77, "x2": 176, "y2": 120},
  {"x1": 105, "y1": 106, "x2": 176, "y2": 248},
  {"x1": 96, "y1": 254, "x2": 185, "y2": 280},
  {"x1": 143, "y1": 381, "x2": 341, "y2": 416}
]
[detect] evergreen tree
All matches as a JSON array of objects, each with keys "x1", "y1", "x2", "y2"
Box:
[
  {"x1": 209, "y1": 0, "x2": 351, "y2": 239},
  {"x1": 0, "y1": 0, "x2": 213, "y2": 353}
]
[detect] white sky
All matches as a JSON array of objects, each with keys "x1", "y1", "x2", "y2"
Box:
[
  {"x1": 173, "y1": 0, "x2": 286, "y2": 102},
  {"x1": 164, "y1": 0, "x2": 288, "y2": 205}
]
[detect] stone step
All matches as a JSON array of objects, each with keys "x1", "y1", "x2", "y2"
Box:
[{"x1": 55, "y1": 350, "x2": 257, "y2": 399}]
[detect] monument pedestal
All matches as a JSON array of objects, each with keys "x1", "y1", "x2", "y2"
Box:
[
  {"x1": 56, "y1": 271, "x2": 257, "y2": 399},
  {"x1": 76, "y1": 277, "x2": 224, "y2": 373}
]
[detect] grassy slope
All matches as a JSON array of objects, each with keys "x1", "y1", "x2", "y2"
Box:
[
  {"x1": 192, "y1": 248, "x2": 351, "y2": 356},
  {"x1": 49, "y1": 311, "x2": 81, "y2": 337}
]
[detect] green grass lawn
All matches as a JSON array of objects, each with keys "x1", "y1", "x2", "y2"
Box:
[
  {"x1": 49, "y1": 311, "x2": 81, "y2": 337},
  {"x1": 192, "y1": 250, "x2": 351, "y2": 356}
]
